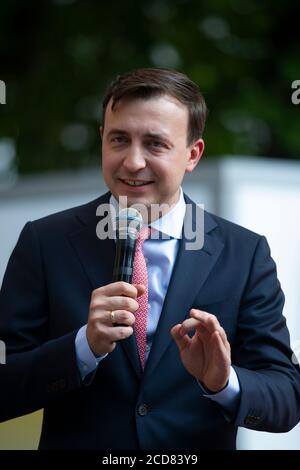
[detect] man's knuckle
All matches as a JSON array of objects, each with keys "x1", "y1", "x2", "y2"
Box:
[
  {"x1": 88, "y1": 313, "x2": 98, "y2": 325},
  {"x1": 90, "y1": 300, "x2": 98, "y2": 311},
  {"x1": 119, "y1": 327, "x2": 128, "y2": 339},
  {"x1": 124, "y1": 298, "x2": 133, "y2": 310},
  {"x1": 120, "y1": 312, "x2": 128, "y2": 323},
  {"x1": 128, "y1": 314, "x2": 135, "y2": 325},
  {"x1": 91, "y1": 297, "x2": 106, "y2": 311},
  {"x1": 209, "y1": 315, "x2": 218, "y2": 326},
  {"x1": 92, "y1": 286, "x2": 104, "y2": 298},
  {"x1": 95, "y1": 323, "x2": 104, "y2": 334},
  {"x1": 119, "y1": 281, "x2": 128, "y2": 293}
]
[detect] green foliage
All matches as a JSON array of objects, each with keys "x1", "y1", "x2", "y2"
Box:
[{"x1": 0, "y1": 0, "x2": 299, "y2": 174}]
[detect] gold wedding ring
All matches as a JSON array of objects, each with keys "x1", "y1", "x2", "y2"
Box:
[{"x1": 110, "y1": 310, "x2": 116, "y2": 325}]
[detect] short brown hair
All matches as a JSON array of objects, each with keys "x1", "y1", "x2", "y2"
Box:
[{"x1": 102, "y1": 68, "x2": 207, "y2": 145}]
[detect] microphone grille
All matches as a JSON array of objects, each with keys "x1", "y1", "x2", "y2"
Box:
[{"x1": 116, "y1": 207, "x2": 143, "y2": 239}]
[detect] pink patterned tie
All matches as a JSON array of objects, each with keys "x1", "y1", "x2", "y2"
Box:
[{"x1": 132, "y1": 226, "x2": 151, "y2": 369}]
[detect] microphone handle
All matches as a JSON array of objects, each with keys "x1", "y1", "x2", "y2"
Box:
[
  {"x1": 113, "y1": 236, "x2": 137, "y2": 327},
  {"x1": 112, "y1": 237, "x2": 136, "y2": 284}
]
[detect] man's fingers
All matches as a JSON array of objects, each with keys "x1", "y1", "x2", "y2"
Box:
[
  {"x1": 212, "y1": 331, "x2": 231, "y2": 363},
  {"x1": 107, "y1": 324, "x2": 134, "y2": 342},
  {"x1": 190, "y1": 309, "x2": 221, "y2": 334},
  {"x1": 190, "y1": 310, "x2": 229, "y2": 345},
  {"x1": 93, "y1": 281, "x2": 140, "y2": 299},
  {"x1": 179, "y1": 318, "x2": 201, "y2": 336},
  {"x1": 216, "y1": 326, "x2": 231, "y2": 353},
  {"x1": 91, "y1": 295, "x2": 139, "y2": 313},
  {"x1": 104, "y1": 310, "x2": 135, "y2": 326},
  {"x1": 180, "y1": 310, "x2": 230, "y2": 350},
  {"x1": 170, "y1": 324, "x2": 191, "y2": 352},
  {"x1": 132, "y1": 284, "x2": 147, "y2": 297}
]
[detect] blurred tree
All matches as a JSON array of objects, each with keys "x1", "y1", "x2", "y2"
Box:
[{"x1": 0, "y1": 0, "x2": 299, "y2": 174}]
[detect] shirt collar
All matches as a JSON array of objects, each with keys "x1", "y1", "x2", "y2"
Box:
[{"x1": 109, "y1": 188, "x2": 186, "y2": 240}]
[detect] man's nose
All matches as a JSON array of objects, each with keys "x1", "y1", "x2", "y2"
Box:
[{"x1": 122, "y1": 145, "x2": 146, "y2": 172}]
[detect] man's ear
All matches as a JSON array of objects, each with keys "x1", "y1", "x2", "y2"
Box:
[{"x1": 186, "y1": 139, "x2": 205, "y2": 173}]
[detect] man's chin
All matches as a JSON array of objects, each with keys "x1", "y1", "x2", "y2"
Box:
[
  {"x1": 116, "y1": 194, "x2": 151, "y2": 208},
  {"x1": 123, "y1": 198, "x2": 152, "y2": 215},
  {"x1": 114, "y1": 195, "x2": 154, "y2": 222}
]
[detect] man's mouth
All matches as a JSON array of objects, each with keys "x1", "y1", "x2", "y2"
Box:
[{"x1": 120, "y1": 179, "x2": 154, "y2": 187}]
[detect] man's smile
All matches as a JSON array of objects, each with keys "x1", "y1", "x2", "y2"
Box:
[{"x1": 119, "y1": 178, "x2": 154, "y2": 187}]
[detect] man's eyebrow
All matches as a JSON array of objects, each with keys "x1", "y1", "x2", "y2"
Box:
[
  {"x1": 107, "y1": 129, "x2": 172, "y2": 144},
  {"x1": 144, "y1": 132, "x2": 173, "y2": 144},
  {"x1": 107, "y1": 129, "x2": 128, "y2": 136}
]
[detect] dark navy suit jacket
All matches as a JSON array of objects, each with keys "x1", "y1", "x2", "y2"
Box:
[{"x1": 0, "y1": 192, "x2": 299, "y2": 449}]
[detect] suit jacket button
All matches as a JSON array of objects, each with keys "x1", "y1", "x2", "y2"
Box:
[{"x1": 138, "y1": 404, "x2": 149, "y2": 416}]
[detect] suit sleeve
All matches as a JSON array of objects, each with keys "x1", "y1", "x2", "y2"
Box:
[
  {"x1": 232, "y1": 235, "x2": 300, "y2": 432},
  {"x1": 0, "y1": 222, "x2": 82, "y2": 423}
]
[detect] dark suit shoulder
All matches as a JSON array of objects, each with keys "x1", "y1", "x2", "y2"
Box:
[
  {"x1": 184, "y1": 192, "x2": 262, "y2": 246},
  {"x1": 202, "y1": 210, "x2": 269, "y2": 267},
  {"x1": 206, "y1": 210, "x2": 262, "y2": 242},
  {"x1": 29, "y1": 193, "x2": 110, "y2": 234}
]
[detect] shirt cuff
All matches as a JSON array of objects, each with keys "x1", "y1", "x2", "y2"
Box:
[
  {"x1": 198, "y1": 366, "x2": 240, "y2": 412},
  {"x1": 75, "y1": 325, "x2": 108, "y2": 380}
]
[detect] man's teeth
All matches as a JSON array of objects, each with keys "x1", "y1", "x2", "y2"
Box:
[{"x1": 124, "y1": 180, "x2": 150, "y2": 186}]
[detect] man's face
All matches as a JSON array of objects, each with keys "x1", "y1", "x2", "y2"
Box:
[{"x1": 101, "y1": 94, "x2": 204, "y2": 217}]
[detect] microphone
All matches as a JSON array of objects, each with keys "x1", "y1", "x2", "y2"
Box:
[{"x1": 113, "y1": 207, "x2": 143, "y2": 283}]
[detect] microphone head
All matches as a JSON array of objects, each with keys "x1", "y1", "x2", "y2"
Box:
[{"x1": 115, "y1": 207, "x2": 143, "y2": 240}]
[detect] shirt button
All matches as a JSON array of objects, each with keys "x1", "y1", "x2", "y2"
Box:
[
  {"x1": 146, "y1": 344, "x2": 151, "y2": 353},
  {"x1": 137, "y1": 404, "x2": 149, "y2": 416}
]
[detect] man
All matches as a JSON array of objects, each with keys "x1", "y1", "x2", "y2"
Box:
[{"x1": 0, "y1": 68, "x2": 299, "y2": 450}]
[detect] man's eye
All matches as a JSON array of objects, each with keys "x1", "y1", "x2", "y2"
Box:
[
  {"x1": 110, "y1": 136, "x2": 127, "y2": 144},
  {"x1": 148, "y1": 140, "x2": 166, "y2": 149}
]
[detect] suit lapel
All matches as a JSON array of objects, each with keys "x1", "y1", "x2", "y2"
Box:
[
  {"x1": 143, "y1": 198, "x2": 224, "y2": 379},
  {"x1": 68, "y1": 192, "x2": 142, "y2": 378},
  {"x1": 68, "y1": 193, "x2": 115, "y2": 291}
]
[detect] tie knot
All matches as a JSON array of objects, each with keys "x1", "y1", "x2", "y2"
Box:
[{"x1": 136, "y1": 226, "x2": 151, "y2": 248}]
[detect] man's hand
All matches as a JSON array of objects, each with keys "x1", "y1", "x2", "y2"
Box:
[
  {"x1": 171, "y1": 309, "x2": 231, "y2": 393},
  {"x1": 86, "y1": 281, "x2": 145, "y2": 356}
]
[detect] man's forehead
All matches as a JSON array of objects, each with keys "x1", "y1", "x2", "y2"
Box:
[
  {"x1": 107, "y1": 93, "x2": 187, "y2": 114},
  {"x1": 103, "y1": 95, "x2": 188, "y2": 139}
]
